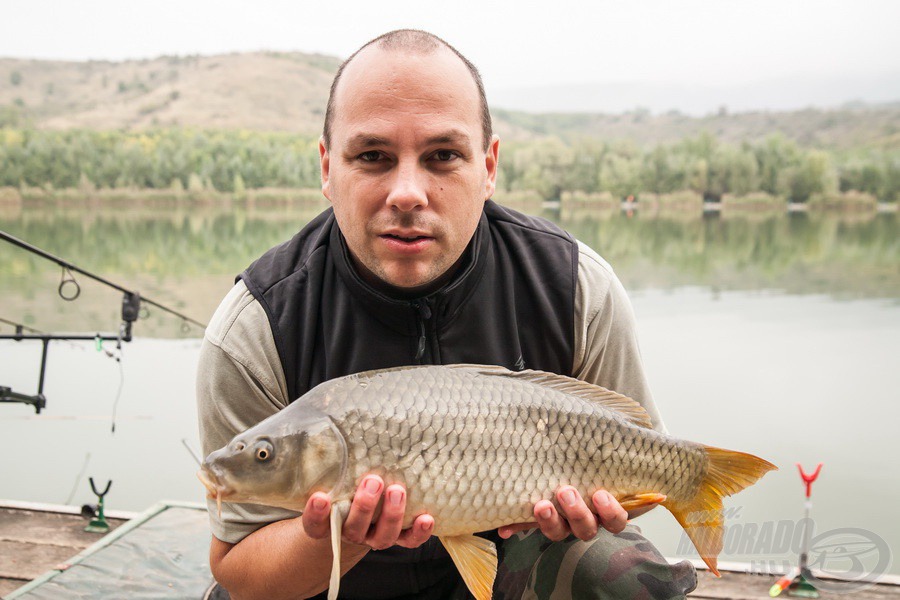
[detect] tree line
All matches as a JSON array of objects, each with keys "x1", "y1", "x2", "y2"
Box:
[{"x1": 1, "y1": 128, "x2": 897, "y2": 202}]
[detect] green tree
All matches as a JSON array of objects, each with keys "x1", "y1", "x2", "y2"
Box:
[
  {"x1": 880, "y1": 157, "x2": 900, "y2": 203},
  {"x1": 778, "y1": 150, "x2": 837, "y2": 202},
  {"x1": 686, "y1": 159, "x2": 708, "y2": 195},
  {"x1": 510, "y1": 139, "x2": 574, "y2": 200},
  {"x1": 187, "y1": 173, "x2": 204, "y2": 193},
  {"x1": 599, "y1": 153, "x2": 641, "y2": 199},
  {"x1": 233, "y1": 173, "x2": 246, "y2": 198},
  {"x1": 755, "y1": 134, "x2": 800, "y2": 196},
  {"x1": 640, "y1": 145, "x2": 681, "y2": 194}
]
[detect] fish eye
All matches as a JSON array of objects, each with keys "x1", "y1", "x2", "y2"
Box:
[{"x1": 254, "y1": 440, "x2": 274, "y2": 462}]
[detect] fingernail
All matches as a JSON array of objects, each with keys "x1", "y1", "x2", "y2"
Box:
[
  {"x1": 540, "y1": 507, "x2": 552, "y2": 520},
  {"x1": 388, "y1": 488, "x2": 404, "y2": 506},
  {"x1": 595, "y1": 491, "x2": 610, "y2": 508},
  {"x1": 420, "y1": 518, "x2": 433, "y2": 531},
  {"x1": 312, "y1": 497, "x2": 327, "y2": 511},
  {"x1": 562, "y1": 489, "x2": 577, "y2": 507},
  {"x1": 364, "y1": 477, "x2": 382, "y2": 495}
]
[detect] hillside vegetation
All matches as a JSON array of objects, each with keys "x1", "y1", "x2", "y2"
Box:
[
  {"x1": 0, "y1": 53, "x2": 339, "y2": 133},
  {"x1": 1, "y1": 52, "x2": 898, "y2": 203},
  {"x1": 2, "y1": 52, "x2": 900, "y2": 150}
]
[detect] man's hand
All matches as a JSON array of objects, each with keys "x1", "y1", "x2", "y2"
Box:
[
  {"x1": 301, "y1": 475, "x2": 434, "y2": 550},
  {"x1": 497, "y1": 487, "x2": 661, "y2": 542}
]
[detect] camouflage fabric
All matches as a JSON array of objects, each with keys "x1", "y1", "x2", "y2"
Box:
[
  {"x1": 488, "y1": 524, "x2": 697, "y2": 600},
  {"x1": 208, "y1": 524, "x2": 696, "y2": 599}
]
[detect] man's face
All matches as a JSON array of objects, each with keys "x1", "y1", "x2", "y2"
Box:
[{"x1": 320, "y1": 46, "x2": 499, "y2": 292}]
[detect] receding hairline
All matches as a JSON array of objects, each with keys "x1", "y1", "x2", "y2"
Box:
[{"x1": 323, "y1": 29, "x2": 493, "y2": 151}]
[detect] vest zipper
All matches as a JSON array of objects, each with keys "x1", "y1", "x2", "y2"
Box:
[{"x1": 411, "y1": 300, "x2": 432, "y2": 363}]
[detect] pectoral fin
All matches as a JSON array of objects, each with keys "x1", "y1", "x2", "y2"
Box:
[
  {"x1": 328, "y1": 503, "x2": 344, "y2": 600},
  {"x1": 439, "y1": 534, "x2": 497, "y2": 600}
]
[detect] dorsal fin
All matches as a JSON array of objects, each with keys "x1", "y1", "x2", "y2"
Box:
[{"x1": 446, "y1": 364, "x2": 654, "y2": 429}]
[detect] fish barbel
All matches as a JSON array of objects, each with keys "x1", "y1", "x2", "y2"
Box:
[{"x1": 200, "y1": 364, "x2": 776, "y2": 600}]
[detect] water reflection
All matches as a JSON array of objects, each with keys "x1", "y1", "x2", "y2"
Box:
[
  {"x1": 0, "y1": 201, "x2": 897, "y2": 337},
  {"x1": 558, "y1": 209, "x2": 899, "y2": 301}
]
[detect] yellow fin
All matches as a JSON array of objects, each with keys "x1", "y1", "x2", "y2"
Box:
[
  {"x1": 439, "y1": 534, "x2": 498, "y2": 600},
  {"x1": 662, "y1": 446, "x2": 777, "y2": 577},
  {"x1": 448, "y1": 364, "x2": 654, "y2": 429},
  {"x1": 617, "y1": 492, "x2": 667, "y2": 513}
]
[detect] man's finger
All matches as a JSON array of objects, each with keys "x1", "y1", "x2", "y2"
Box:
[
  {"x1": 366, "y1": 485, "x2": 406, "y2": 550},
  {"x1": 497, "y1": 521, "x2": 538, "y2": 540},
  {"x1": 301, "y1": 492, "x2": 332, "y2": 539},
  {"x1": 533, "y1": 500, "x2": 570, "y2": 542},
  {"x1": 557, "y1": 486, "x2": 599, "y2": 541},
  {"x1": 593, "y1": 489, "x2": 628, "y2": 534},
  {"x1": 397, "y1": 514, "x2": 434, "y2": 548},
  {"x1": 342, "y1": 476, "x2": 384, "y2": 545}
]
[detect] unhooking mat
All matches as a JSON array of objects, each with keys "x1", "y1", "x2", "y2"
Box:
[{"x1": 6, "y1": 502, "x2": 213, "y2": 599}]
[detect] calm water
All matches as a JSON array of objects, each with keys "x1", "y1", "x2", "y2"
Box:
[{"x1": 1, "y1": 201, "x2": 898, "y2": 575}]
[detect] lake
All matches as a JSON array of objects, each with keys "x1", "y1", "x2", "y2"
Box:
[{"x1": 1, "y1": 199, "x2": 898, "y2": 577}]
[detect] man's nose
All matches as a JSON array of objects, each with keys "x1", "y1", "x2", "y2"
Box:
[{"x1": 386, "y1": 162, "x2": 428, "y2": 211}]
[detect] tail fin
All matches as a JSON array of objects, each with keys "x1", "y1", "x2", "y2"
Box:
[{"x1": 661, "y1": 446, "x2": 777, "y2": 576}]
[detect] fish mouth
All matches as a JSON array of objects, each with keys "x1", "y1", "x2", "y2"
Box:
[{"x1": 197, "y1": 469, "x2": 231, "y2": 518}]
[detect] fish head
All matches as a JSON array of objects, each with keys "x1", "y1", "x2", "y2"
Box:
[{"x1": 198, "y1": 404, "x2": 347, "y2": 514}]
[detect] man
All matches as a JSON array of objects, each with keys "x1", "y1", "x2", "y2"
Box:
[{"x1": 198, "y1": 29, "x2": 697, "y2": 599}]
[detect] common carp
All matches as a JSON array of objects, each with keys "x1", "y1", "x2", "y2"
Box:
[{"x1": 199, "y1": 364, "x2": 776, "y2": 600}]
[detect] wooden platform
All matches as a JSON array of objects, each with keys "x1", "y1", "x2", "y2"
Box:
[
  {"x1": 0, "y1": 503, "x2": 130, "y2": 597},
  {"x1": 1, "y1": 500, "x2": 897, "y2": 599}
]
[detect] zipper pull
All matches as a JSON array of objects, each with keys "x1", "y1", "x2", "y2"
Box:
[
  {"x1": 411, "y1": 300, "x2": 432, "y2": 362},
  {"x1": 416, "y1": 335, "x2": 426, "y2": 361},
  {"x1": 419, "y1": 302, "x2": 431, "y2": 320}
]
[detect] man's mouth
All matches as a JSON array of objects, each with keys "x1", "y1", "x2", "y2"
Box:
[{"x1": 380, "y1": 234, "x2": 432, "y2": 242}]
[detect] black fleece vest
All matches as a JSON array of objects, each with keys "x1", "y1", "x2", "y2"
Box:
[{"x1": 238, "y1": 200, "x2": 578, "y2": 598}]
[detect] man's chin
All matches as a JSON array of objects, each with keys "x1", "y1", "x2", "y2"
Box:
[
  {"x1": 377, "y1": 271, "x2": 441, "y2": 295},
  {"x1": 358, "y1": 262, "x2": 449, "y2": 297}
]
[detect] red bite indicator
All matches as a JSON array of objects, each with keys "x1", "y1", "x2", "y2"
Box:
[{"x1": 797, "y1": 463, "x2": 823, "y2": 498}]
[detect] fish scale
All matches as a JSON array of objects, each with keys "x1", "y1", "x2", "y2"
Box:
[
  {"x1": 309, "y1": 366, "x2": 702, "y2": 536},
  {"x1": 201, "y1": 364, "x2": 776, "y2": 600}
]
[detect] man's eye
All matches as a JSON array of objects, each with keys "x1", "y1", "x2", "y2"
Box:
[
  {"x1": 433, "y1": 150, "x2": 458, "y2": 162},
  {"x1": 358, "y1": 151, "x2": 382, "y2": 162}
]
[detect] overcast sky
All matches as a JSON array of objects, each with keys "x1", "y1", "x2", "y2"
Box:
[{"x1": 5, "y1": 0, "x2": 900, "y2": 112}]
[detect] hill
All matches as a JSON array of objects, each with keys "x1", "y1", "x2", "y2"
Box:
[
  {"x1": 0, "y1": 52, "x2": 339, "y2": 133},
  {"x1": 494, "y1": 105, "x2": 900, "y2": 150},
  {"x1": 1, "y1": 52, "x2": 899, "y2": 150}
]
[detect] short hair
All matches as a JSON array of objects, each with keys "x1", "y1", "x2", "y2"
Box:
[{"x1": 322, "y1": 29, "x2": 492, "y2": 151}]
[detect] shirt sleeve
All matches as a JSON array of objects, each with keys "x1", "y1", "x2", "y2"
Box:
[
  {"x1": 572, "y1": 241, "x2": 667, "y2": 433},
  {"x1": 196, "y1": 280, "x2": 299, "y2": 543}
]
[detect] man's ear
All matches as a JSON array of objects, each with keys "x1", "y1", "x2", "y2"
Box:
[
  {"x1": 484, "y1": 135, "x2": 500, "y2": 200},
  {"x1": 319, "y1": 137, "x2": 332, "y2": 201}
]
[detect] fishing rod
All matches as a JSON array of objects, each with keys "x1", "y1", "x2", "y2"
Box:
[
  {"x1": 0, "y1": 317, "x2": 43, "y2": 334},
  {"x1": 0, "y1": 230, "x2": 206, "y2": 329},
  {"x1": 1, "y1": 230, "x2": 208, "y2": 413}
]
